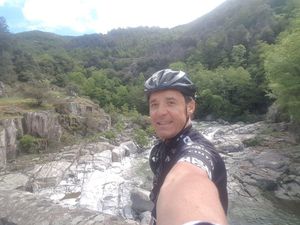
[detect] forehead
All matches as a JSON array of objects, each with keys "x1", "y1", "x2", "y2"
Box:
[{"x1": 149, "y1": 89, "x2": 185, "y2": 102}]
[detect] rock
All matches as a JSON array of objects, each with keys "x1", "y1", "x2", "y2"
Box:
[
  {"x1": 55, "y1": 97, "x2": 111, "y2": 135},
  {"x1": 0, "y1": 189, "x2": 138, "y2": 225},
  {"x1": 0, "y1": 81, "x2": 6, "y2": 97},
  {"x1": 23, "y1": 111, "x2": 62, "y2": 142},
  {"x1": 2, "y1": 120, "x2": 299, "y2": 224},
  {"x1": 0, "y1": 128, "x2": 6, "y2": 168},
  {"x1": 130, "y1": 188, "x2": 153, "y2": 213},
  {"x1": 0, "y1": 173, "x2": 29, "y2": 190},
  {"x1": 140, "y1": 211, "x2": 152, "y2": 225},
  {"x1": 120, "y1": 141, "x2": 138, "y2": 155},
  {"x1": 0, "y1": 118, "x2": 23, "y2": 168},
  {"x1": 112, "y1": 146, "x2": 126, "y2": 162},
  {"x1": 1, "y1": 119, "x2": 22, "y2": 160},
  {"x1": 215, "y1": 139, "x2": 244, "y2": 152},
  {"x1": 275, "y1": 181, "x2": 300, "y2": 200},
  {"x1": 253, "y1": 151, "x2": 288, "y2": 172},
  {"x1": 30, "y1": 161, "x2": 72, "y2": 190}
]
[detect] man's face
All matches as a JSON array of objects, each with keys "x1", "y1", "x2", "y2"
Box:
[{"x1": 149, "y1": 89, "x2": 195, "y2": 140}]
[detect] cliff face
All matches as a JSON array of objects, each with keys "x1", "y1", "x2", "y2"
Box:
[
  {"x1": 0, "y1": 97, "x2": 111, "y2": 169},
  {"x1": 0, "y1": 118, "x2": 23, "y2": 168},
  {"x1": 55, "y1": 97, "x2": 111, "y2": 135},
  {"x1": 22, "y1": 111, "x2": 62, "y2": 142}
]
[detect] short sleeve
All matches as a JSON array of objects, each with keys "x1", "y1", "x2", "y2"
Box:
[{"x1": 177, "y1": 144, "x2": 215, "y2": 179}]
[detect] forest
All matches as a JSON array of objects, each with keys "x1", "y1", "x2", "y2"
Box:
[{"x1": 0, "y1": 0, "x2": 299, "y2": 128}]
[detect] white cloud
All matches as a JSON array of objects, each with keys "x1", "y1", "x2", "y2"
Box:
[
  {"x1": 0, "y1": 0, "x2": 23, "y2": 6},
  {"x1": 22, "y1": 0, "x2": 226, "y2": 34}
]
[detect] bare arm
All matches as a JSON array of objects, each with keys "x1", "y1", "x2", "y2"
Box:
[{"x1": 156, "y1": 162, "x2": 228, "y2": 225}]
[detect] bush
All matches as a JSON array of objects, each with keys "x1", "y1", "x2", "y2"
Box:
[
  {"x1": 24, "y1": 80, "x2": 51, "y2": 107},
  {"x1": 134, "y1": 128, "x2": 150, "y2": 149},
  {"x1": 102, "y1": 130, "x2": 117, "y2": 140},
  {"x1": 19, "y1": 134, "x2": 39, "y2": 154}
]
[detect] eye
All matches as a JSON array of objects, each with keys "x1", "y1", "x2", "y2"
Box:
[
  {"x1": 167, "y1": 100, "x2": 176, "y2": 106},
  {"x1": 150, "y1": 102, "x2": 158, "y2": 109}
]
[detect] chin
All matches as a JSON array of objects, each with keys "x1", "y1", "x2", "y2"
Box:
[{"x1": 157, "y1": 132, "x2": 175, "y2": 140}]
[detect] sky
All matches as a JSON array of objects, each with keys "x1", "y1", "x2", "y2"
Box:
[{"x1": 0, "y1": 0, "x2": 227, "y2": 36}]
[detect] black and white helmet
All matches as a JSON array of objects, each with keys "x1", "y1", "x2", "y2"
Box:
[{"x1": 144, "y1": 69, "x2": 196, "y2": 99}]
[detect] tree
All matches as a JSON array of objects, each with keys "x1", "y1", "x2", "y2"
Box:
[
  {"x1": 263, "y1": 1, "x2": 300, "y2": 123},
  {"x1": 231, "y1": 44, "x2": 246, "y2": 68},
  {"x1": 0, "y1": 17, "x2": 9, "y2": 33},
  {"x1": 24, "y1": 80, "x2": 51, "y2": 107},
  {"x1": 264, "y1": 29, "x2": 300, "y2": 123},
  {"x1": 0, "y1": 17, "x2": 16, "y2": 83},
  {"x1": 13, "y1": 50, "x2": 40, "y2": 82}
]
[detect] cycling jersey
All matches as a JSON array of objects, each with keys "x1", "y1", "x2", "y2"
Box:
[{"x1": 149, "y1": 125, "x2": 228, "y2": 225}]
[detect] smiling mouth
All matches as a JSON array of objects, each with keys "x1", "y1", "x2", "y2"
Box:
[{"x1": 157, "y1": 121, "x2": 172, "y2": 126}]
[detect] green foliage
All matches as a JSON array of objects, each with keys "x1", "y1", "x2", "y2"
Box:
[
  {"x1": 264, "y1": 5, "x2": 300, "y2": 123},
  {"x1": 133, "y1": 128, "x2": 150, "y2": 149},
  {"x1": 19, "y1": 135, "x2": 39, "y2": 154},
  {"x1": 102, "y1": 130, "x2": 117, "y2": 140},
  {"x1": 190, "y1": 65, "x2": 260, "y2": 121},
  {"x1": 231, "y1": 44, "x2": 246, "y2": 68},
  {"x1": 0, "y1": 0, "x2": 298, "y2": 124},
  {"x1": 23, "y1": 80, "x2": 51, "y2": 107}
]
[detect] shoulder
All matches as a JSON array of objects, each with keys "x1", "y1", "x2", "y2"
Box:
[{"x1": 176, "y1": 129, "x2": 225, "y2": 180}]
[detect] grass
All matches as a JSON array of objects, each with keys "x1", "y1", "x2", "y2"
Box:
[
  {"x1": 0, "y1": 96, "x2": 55, "y2": 120},
  {"x1": 0, "y1": 96, "x2": 34, "y2": 106}
]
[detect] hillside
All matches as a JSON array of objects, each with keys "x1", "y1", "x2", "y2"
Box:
[{"x1": 0, "y1": 0, "x2": 299, "y2": 124}]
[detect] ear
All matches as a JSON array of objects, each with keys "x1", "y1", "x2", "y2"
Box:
[{"x1": 187, "y1": 99, "x2": 196, "y2": 116}]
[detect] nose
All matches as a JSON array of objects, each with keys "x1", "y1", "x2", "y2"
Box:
[{"x1": 155, "y1": 104, "x2": 168, "y2": 116}]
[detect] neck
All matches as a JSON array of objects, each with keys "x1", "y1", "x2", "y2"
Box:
[{"x1": 163, "y1": 121, "x2": 192, "y2": 143}]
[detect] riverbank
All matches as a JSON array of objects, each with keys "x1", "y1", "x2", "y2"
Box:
[{"x1": 0, "y1": 120, "x2": 299, "y2": 225}]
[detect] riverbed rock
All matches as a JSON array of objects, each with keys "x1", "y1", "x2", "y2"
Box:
[
  {"x1": 130, "y1": 188, "x2": 153, "y2": 213},
  {"x1": 0, "y1": 190, "x2": 138, "y2": 225},
  {"x1": 1, "y1": 120, "x2": 299, "y2": 225}
]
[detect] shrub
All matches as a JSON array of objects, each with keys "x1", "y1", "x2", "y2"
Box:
[
  {"x1": 19, "y1": 134, "x2": 39, "y2": 154},
  {"x1": 102, "y1": 130, "x2": 117, "y2": 140},
  {"x1": 134, "y1": 128, "x2": 150, "y2": 149}
]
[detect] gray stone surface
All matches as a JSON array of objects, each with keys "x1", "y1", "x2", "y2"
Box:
[{"x1": 0, "y1": 190, "x2": 138, "y2": 225}]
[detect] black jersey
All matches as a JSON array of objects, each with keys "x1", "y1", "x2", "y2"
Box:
[{"x1": 149, "y1": 125, "x2": 228, "y2": 224}]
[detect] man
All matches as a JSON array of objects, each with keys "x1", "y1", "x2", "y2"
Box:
[{"x1": 144, "y1": 69, "x2": 228, "y2": 225}]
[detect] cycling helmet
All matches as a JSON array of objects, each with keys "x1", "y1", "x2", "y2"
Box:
[{"x1": 144, "y1": 69, "x2": 196, "y2": 99}]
